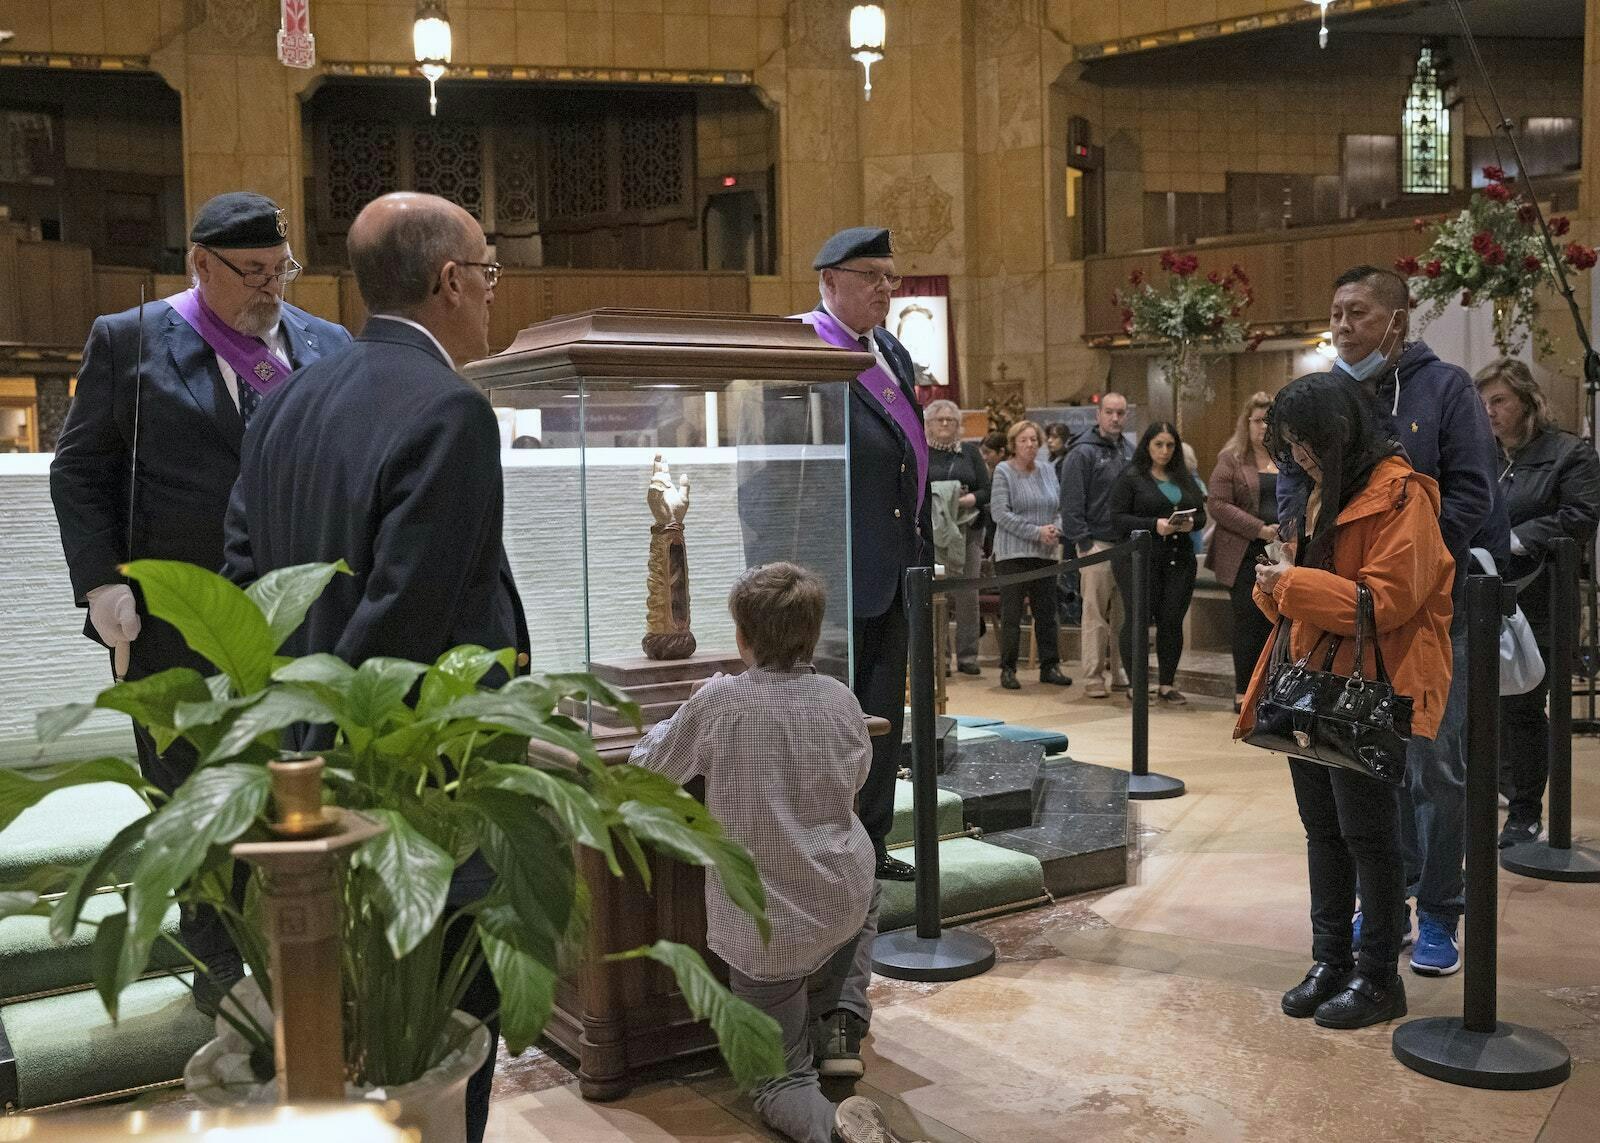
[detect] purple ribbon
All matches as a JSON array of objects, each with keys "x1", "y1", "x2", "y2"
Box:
[
  {"x1": 166, "y1": 288, "x2": 291, "y2": 398},
  {"x1": 801, "y1": 309, "x2": 928, "y2": 511}
]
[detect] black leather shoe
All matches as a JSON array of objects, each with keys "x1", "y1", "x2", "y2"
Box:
[
  {"x1": 874, "y1": 853, "x2": 916, "y2": 881},
  {"x1": 1498, "y1": 814, "x2": 1541, "y2": 848},
  {"x1": 1039, "y1": 666, "x2": 1073, "y2": 686},
  {"x1": 958, "y1": 663, "x2": 981, "y2": 676},
  {"x1": 1281, "y1": 961, "x2": 1351, "y2": 1018},
  {"x1": 1314, "y1": 972, "x2": 1406, "y2": 1029},
  {"x1": 1000, "y1": 668, "x2": 1020, "y2": 690}
]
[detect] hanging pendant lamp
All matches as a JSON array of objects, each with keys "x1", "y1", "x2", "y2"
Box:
[
  {"x1": 849, "y1": 5, "x2": 886, "y2": 101},
  {"x1": 413, "y1": 1, "x2": 452, "y2": 116}
]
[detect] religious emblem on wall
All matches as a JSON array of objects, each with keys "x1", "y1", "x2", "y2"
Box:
[
  {"x1": 199, "y1": 0, "x2": 266, "y2": 46},
  {"x1": 643, "y1": 454, "x2": 696, "y2": 660},
  {"x1": 875, "y1": 174, "x2": 954, "y2": 256}
]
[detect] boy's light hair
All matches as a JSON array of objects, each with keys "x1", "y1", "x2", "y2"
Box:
[{"x1": 728, "y1": 562, "x2": 826, "y2": 671}]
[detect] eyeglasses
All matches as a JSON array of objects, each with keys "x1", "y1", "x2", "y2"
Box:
[
  {"x1": 458, "y1": 260, "x2": 502, "y2": 289},
  {"x1": 830, "y1": 266, "x2": 903, "y2": 290},
  {"x1": 199, "y1": 246, "x2": 301, "y2": 288}
]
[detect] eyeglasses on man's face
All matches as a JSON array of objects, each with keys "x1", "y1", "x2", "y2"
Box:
[
  {"x1": 458, "y1": 260, "x2": 502, "y2": 289},
  {"x1": 200, "y1": 246, "x2": 302, "y2": 289},
  {"x1": 832, "y1": 266, "x2": 904, "y2": 290}
]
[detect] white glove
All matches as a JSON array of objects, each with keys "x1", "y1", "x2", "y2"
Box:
[{"x1": 87, "y1": 584, "x2": 141, "y2": 647}]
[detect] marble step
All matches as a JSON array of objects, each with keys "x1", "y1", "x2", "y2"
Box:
[
  {"x1": 982, "y1": 758, "x2": 1129, "y2": 898},
  {"x1": 586, "y1": 651, "x2": 745, "y2": 688}
]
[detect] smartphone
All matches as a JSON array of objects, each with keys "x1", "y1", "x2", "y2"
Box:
[{"x1": 1168, "y1": 508, "x2": 1197, "y2": 529}]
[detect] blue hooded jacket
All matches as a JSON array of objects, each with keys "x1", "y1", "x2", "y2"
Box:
[{"x1": 1278, "y1": 340, "x2": 1508, "y2": 571}]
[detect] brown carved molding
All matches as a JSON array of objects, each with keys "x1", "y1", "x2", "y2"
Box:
[
  {"x1": 1071, "y1": 0, "x2": 1416, "y2": 62},
  {"x1": 321, "y1": 61, "x2": 752, "y2": 87}
]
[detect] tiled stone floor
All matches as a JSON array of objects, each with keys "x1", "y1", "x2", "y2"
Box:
[{"x1": 485, "y1": 675, "x2": 1600, "y2": 1142}]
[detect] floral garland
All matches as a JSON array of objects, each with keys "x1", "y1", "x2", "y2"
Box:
[
  {"x1": 1399, "y1": 166, "x2": 1597, "y2": 356},
  {"x1": 1115, "y1": 251, "x2": 1255, "y2": 403}
]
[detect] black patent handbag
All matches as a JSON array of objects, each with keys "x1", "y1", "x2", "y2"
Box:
[{"x1": 1244, "y1": 583, "x2": 1411, "y2": 785}]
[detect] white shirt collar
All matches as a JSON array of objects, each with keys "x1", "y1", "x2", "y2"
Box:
[
  {"x1": 371, "y1": 314, "x2": 455, "y2": 370},
  {"x1": 821, "y1": 299, "x2": 871, "y2": 343}
]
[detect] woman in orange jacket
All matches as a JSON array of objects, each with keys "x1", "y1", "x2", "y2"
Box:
[{"x1": 1236, "y1": 373, "x2": 1455, "y2": 1031}]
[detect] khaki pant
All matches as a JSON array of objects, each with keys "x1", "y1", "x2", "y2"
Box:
[{"x1": 1079, "y1": 540, "x2": 1122, "y2": 688}]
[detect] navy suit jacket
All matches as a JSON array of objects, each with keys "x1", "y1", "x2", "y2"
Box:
[
  {"x1": 221, "y1": 317, "x2": 528, "y2": 672},
  {"x1": 50, "y1": 298, "x2": 351, "y2": 677},
  {"x1": 826, "y1": 306, "x2": 933, "y2": 619}
]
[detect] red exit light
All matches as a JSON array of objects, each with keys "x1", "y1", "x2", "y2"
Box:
[{"x1": 721, "y1": 175, "x2": 738, "y2": 187}]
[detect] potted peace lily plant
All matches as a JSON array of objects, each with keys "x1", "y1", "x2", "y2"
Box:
[{"x1": 0, "y1": 559, "x2": 783, "y2": 1133}]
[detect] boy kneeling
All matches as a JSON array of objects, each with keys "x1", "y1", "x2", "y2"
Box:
[{"x1": 631, "y1": 563, "x2": 920, "y2": 1143}]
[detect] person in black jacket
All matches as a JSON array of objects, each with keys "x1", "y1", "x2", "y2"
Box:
[
  {"x1": 809, "y1": 226, "x2": 931, "y2": 883},
  {"x1": 1476, "y1": 359, "x2": 1600, "y2": 847},
  {"x1": 222, "y1": 192, "x2": 526, "y2": 1143},
  {"x1": 1109, "y1": 420, "x2": 1206, "y2": 704}
]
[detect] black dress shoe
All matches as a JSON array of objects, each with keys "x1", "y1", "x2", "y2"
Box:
[
  {"x1": 1314, "y1": 972, "x2": 1406, "y2": 1029},
  {"x1": 1281, "y1": 961, "x2": 1351, "y2": 1018},
  {"x1": 1000, "y1": 667, "x2": 1020, "y2": 690},
  {"x1": 874, "y1": 853, "x2": 916, "y2": 882},
  {"x1": 958, "y1": 663, "x2": 981, "y2": 676},
  {"x1": 1498, "y1": 814, "x2": 1541, "y2": 848},
  {"x1": 1039, "y1": 666, "x2": 1073, "y2": 686}
]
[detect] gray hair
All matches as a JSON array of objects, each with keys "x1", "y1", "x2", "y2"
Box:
[
  {"x1": 349, "y1": 205, "x2": 476, "y2": 314},
  {"x1": 924, "y1": 399, "x2": 960, "y2": 420}
]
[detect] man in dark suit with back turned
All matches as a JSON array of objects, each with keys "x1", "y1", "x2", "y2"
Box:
[
  {"x1": 810, "y1": 227, "x2": 931, "y2": 882},
  {"x1": 49, "y1": 191, "x2": 351, "y2": 1012},
  {"x1": 221, "y1": 191, "x2": 526, "y2": 1143}
]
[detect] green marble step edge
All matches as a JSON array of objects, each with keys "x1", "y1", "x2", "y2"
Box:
[
  {"x1": 0, "y1": 973, "x2": 213, "y2": 1110},
  {"x1": 886, "y1": 780, "x2": 965, "y2": 848},
  {"x1": 0, "y1": 781, "x2": 149, "y2": 886},
  {"x1": 1, "y1": 895, "x2": 185, "y2": 1003},
  {"x1": 876, "y1": 836, "x2": 1047, "y2": 933}
]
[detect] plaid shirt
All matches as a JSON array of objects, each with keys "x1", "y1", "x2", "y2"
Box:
[{"x1": 629, "y1": 665, "x2": 875, "y2": 981}]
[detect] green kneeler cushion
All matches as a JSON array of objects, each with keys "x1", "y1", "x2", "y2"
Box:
[
  {"x1": 1, "y1": 974, "x2": 213, "y2": 1109},
  {"x1": 1, "y1": 896, "x2": 184, "y2": 1002},
  {"x1": 876, "y1": 838, "x2": 1046, "y2": 932},
  {"x1": 0, "y1": 782, "x2": 148, "y2": 884},
  {"x1": 989, "y1": 725, "x2": 1070, "y2": 753},
  {"x1": 886, "y1": 780, "x2": 965, "y2": 848}
]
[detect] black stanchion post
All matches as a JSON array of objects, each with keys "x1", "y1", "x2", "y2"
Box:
[
  {"x1": 1502, "y1": 536, "x2": 1600, "y2": 880},
  {"x1": 1392, "y1": 575, "x2": 1570, "y2": 1089},
  {"x1": 1125, "y1": 530, "x2": 1184, "y2": 800},
  {"x1": 872, "y1": 567, "x2": 996, "y2": 982}
]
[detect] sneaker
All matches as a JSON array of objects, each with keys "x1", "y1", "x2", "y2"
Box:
[
  {"x1": 833, "y1": 1095, "x2": 926, "y2": 1143},
  {"x1": 1410, "y1": 913, "x2": 1461, "y2": 976},
  {"x1": 957, "y1": 662, "x2": 981, "y2": 676},
  {"x1": 816, "y1": 1010, "x2": 865, "y2": 1079},
  {"x1": 1084, "y1": 680, "x2": 1110, "y2": 699},
  {"x1": 1498, "y1": 814, "x2": 1542, "y2": 849},
  {"x1": 1158, "y1": 687, "x2": 1188, "y2": 706},
  {"x1": 1352, "y1": 906, "x2": 1414, "y2": 952}
]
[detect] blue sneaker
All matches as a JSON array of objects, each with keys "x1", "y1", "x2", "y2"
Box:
[
  {"x1": 1352, "y1": 905, "x2": 1413, "y2": 952},
  {"x1": 1410, "y1": 913, "x2": 1461, "y2": 976}
]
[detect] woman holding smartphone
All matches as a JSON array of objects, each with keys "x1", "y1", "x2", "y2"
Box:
[{"x1": 1109, "y1": 421, "x2": 1208, "y2": 704}]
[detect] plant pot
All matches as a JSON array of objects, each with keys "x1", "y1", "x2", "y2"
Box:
[{"x1": 185, "y1": 979, "x2": 492, "y2": 1143}]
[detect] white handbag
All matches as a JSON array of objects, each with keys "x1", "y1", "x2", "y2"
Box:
[{"x1": 1471, "y1": 548, "x2": 1546, "y2": 697}]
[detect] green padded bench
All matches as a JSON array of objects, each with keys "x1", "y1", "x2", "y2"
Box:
[
  {"x1": 876, "y1": 837, "x2": 1048, "y2": 932},
  {"x1": 0, "y1": 782, "x2": 148, "y2": 885},
  {"x1": 885, "y1": 779, "x2": 965, "y2": 848},
  {"x1": 1, "y1": 897, "x2": 184, "y2": 1004}
]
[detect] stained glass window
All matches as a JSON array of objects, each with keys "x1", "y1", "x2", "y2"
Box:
[{"x1": 1402, "y1": 44, "x2": 1450, "y2": 194}]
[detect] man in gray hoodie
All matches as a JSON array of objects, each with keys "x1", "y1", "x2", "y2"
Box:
[{"x1": 1060, "y1": 392, "x2": 1132, "y2": 698}]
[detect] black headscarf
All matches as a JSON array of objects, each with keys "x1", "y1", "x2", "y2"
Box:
[{"x1": 1266, "y1": 372, "x2": 1404, "y2": 569}]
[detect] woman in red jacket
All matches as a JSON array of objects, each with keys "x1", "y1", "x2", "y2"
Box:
[{"x1": 1238, "y1": 373, "x2": 1455, "y2": 1031}]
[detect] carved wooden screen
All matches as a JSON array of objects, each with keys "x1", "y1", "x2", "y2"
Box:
[{"x1": 540, "y1": 96, "x2": 696, "y2": 230}]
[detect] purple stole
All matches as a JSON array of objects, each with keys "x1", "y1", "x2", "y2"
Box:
[
  {"x1": 166, "y1": 288, "x2": 292, "y2": 398},
  {"x1": 800, "y1": 309, "x2": 928, "y2": 511}
]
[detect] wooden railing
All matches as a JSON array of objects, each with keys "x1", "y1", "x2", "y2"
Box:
[{"x1": 1083, "y1": 217, "x2": 1429, "y2": 339}]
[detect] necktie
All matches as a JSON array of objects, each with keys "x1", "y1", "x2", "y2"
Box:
[
  {"x1": 858, "y1": 334, "x2": 871, "y2": 351},
  {"x1": 238, "y1": 375, "x2": 261, "y2": 426}
]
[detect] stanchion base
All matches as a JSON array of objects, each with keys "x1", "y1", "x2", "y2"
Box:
[
  {"x1": 1501, "y1": 839, "x2": 1600, "y2": 882},
  {"x1": 871, "y1": 927, "x2": 996, "y2": 982},
  {"x1": 1392, "y1": 1017, "x2": 1570, "y2": 1090},
  {"x1": 1127, "y1": 772, "x2": 1185, "y2": 800}
]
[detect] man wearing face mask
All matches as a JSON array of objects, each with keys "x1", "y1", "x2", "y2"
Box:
[{"x1": 1277, "y1": 264, "x2": 1505, "y2": 981}]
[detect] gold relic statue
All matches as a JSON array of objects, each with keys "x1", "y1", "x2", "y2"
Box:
[{"x1": 643, "y1": 452, "x2": 696, "y2": 659}]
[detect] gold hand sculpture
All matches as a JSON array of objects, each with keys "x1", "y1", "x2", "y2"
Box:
[{"x1": 643, "y1": 453, "x2": 697, "y2": 660}]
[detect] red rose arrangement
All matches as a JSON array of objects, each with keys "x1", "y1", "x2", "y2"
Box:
[{"x1": 1115, "y1": 252, "x2": 1254, "y2": 402}]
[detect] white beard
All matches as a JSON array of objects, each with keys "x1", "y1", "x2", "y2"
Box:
[{"x1": 234, "y1": 296, "x2": 282, "y2": 337}]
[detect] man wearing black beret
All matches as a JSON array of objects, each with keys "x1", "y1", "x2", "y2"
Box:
[
  {"x1": 49, "y1": 191, "x2": 351, "y2": 1013},
  {"x1": 805, "y1": 226, "x2": 931, "y2": 883}
]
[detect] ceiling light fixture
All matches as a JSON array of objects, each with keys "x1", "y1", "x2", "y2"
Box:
[
  {"x1": 413, "y1": 1, "x2": 452, "y2": 116},
  {"x1": 1308, "y1": 1, "x2": 1331, "y2": 49},
  {"x1": 849, "y1": 5, "x2": 886, "y2": 101}
]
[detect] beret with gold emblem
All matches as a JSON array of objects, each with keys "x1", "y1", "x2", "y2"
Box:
[
  {"x1": 812, "y1": 226, "x2": 893, "y2": 270},
  {"x1": 189, "y1": 191, "x2": 289, "y2": 249}
]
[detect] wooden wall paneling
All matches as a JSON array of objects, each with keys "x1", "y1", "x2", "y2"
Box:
[
  {"x1": 286, "y1": 273, "x2": 344, "y2": 329},
  {"x1": 0, "y1": 230, "x2": 20, "y2": 341},
  {"x1": 91, "y1": 266, "x2": 154, "y2": 321},
  {"x1": 17, "y1": 241, "x2": 93, "y2": 346}
]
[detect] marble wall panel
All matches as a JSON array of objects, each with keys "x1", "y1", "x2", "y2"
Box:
[
  {"x1": 911, "y1": 42, "x2": 966, "y2": 158},
  {"x1": 662, "y1": 12, "x2": 711, "y2": 68},
  {"x1": 516, "y1": 11, "x2": 570, "y2": 64},
  {"x1": 1001, "y1": 272, "x2": 1045, "y2": 358},
  {"x1": 859, "y1": 54, "x2": 915, "y2": 160},
  {"x1": 313, "y1": 3, "x2": 370, "y2": 58}
]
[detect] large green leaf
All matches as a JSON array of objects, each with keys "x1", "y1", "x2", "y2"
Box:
[
  {"x1": 90, "y1": 907, "x2": 130, "y2": 1016},
  {"x1": 0, "y1": 758, "x2": 150, "y2": 832},
  {"x1": 94, "y1": 668, "x2": 213, "y2": 752},
  {"x1": 273, "y1": 654, "x2": 357, "y2": 721},
  {"x1": 0, "y1": 890, "x2": 48, "y2": 921},
  {"x1": 35, "y1": 703, "x2": 95, "y2": 745},
  {"x1": 352, "y1": 809, "x2": 453, "y2": 959},
  {"x1": 107, "y1": 764, "x2": 270, "y2": 1013},
  {"x1": 468, "y1": 788, "x2": 572, "y2": 963},
  {"x1": 480, "y1": 924, "x2": 558, "y2": 1055},
  {"x1": 618, "y1": 941, "x2": 784, "y2": 1089},
  {"x1": 428, "y1": 692, "x2": 605, "y2": 767},
  {"x1": 245, "y1": 561, "x2": 350, "y2": 649},
  {"x1": 51, "y1": 814, "x2": 148, "y2": 943},
  {"x1": 202, "y1": 689, "x2": 339, "y2": 765},
  {"x1": 124, "y1": 560, "x2": 276, "y2": 694},
  {"x1": 469, "y1": 764, "x2": 618, "y2": 874},
  {"x1": 539, "y1": 672, "x2": 642, "y2": 729},
  {"x1": 417, "y1": 646, "x2": 517, "y2": 714},
  {"x1": 345, "y1": 658, "x2": 428, "y2": 731}
]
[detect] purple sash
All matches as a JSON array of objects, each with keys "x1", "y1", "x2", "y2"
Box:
[
  {"x1": 800, "y1": 309, "x2": 928, "y2": 511},
  {"x1": 166, "y1": 288, "x2": 292, "y2": 397}
]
